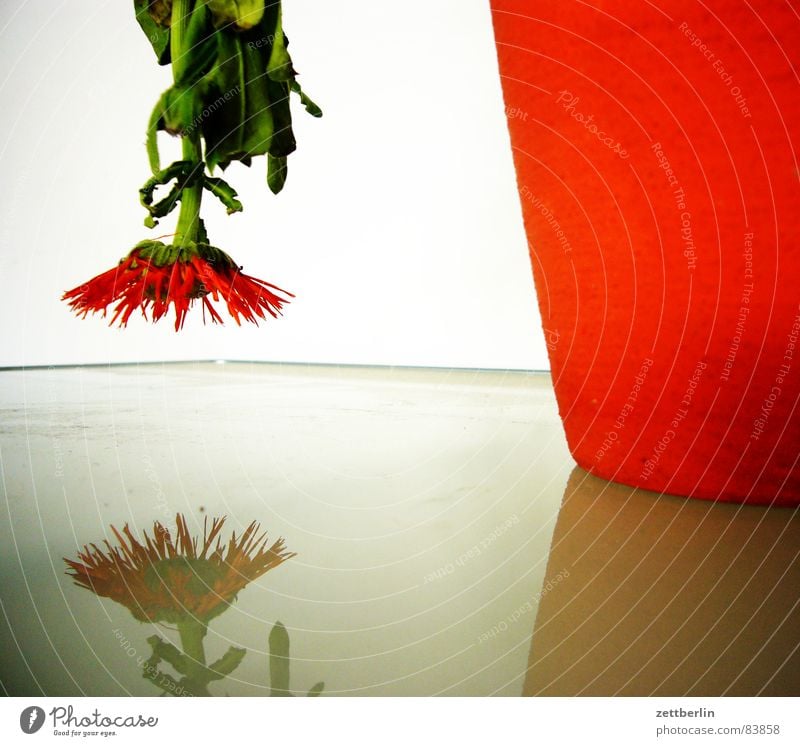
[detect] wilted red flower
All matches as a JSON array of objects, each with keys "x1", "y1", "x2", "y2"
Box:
[
  {"x1": 64, "y1": 514, "x2": 295, "y2": 624},
  {"x1": 62, "y1": 241, "x2": 293, "y2": 331}
]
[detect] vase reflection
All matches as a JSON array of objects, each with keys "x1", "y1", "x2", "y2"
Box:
[{"x1": 524, "y1": 467, "x2": 800, "y2": 696}]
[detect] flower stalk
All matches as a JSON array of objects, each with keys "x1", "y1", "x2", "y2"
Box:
[
  {"x1": 171, "y1": 0, "x2": 204, "y2": 248},
  {"x1": 177, "y1": 617, "x2": 209, "y2": 682}
]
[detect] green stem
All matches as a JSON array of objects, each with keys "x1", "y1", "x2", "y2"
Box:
[
  {"x1": 177, "y1": 618, "x2": 208, "y2": 678},
  {"x1": 171, "y1": 0, "x2": 203, "y2": 247}
]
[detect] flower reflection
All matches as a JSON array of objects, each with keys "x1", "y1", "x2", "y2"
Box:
[
  {"x1": 65, "y1": 514, "x2": 294, "y2": 624},
  {"x1": 64, "y1": 514, "x2": 317, "y2": 696}
]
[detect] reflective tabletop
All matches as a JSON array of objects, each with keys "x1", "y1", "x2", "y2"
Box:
[{"x1": 1, "y1": 363, "x2": 797, "y2": 696}]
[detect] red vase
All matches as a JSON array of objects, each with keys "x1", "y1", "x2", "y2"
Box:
[{"x1": 491, "y1": 1, "x2": 800, "y2": 505}]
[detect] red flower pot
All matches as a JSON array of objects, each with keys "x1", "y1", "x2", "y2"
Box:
[{"x1": 491, "y1": 1, "x2": 800, "y2": 505}]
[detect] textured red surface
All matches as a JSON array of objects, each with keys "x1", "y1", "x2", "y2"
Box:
[{"x1": 491, "y1": 1, "x2": 799, "y2": 504}]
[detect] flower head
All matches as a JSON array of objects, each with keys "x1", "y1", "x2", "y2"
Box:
[
  {"x1": 64, "y1": 514, "x2": 295, "y2": 624},
  {"x1": 62, "y1": 241, "x2": 293, "y2": 331}
]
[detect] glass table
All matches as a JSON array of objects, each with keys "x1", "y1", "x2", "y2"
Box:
[{"x1": 1, "y1": 363, "x2": 797, "y2": 696}]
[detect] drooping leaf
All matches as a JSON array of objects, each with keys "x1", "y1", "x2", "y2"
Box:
[
  {"x1": 204, "y1": 175, "x2": 243, "y2": 213},
  {"x1": 129, "y1": 0, "x2": 321, "y2": 257},
  {"x1": 172, "y1": 2, "x2": 216, "y2": 88},
  {"x1": 201, "y1": 32, "x2": 275, "y2": 171},
  {"x1": 290, "y1": 80, "x2": 323, "y2": 118},
  {"x1": 147, "y1": 0, "x2": 173, "y2": 27},
  {"x1": 149, "y1": 4, "x2": 216, "y2": 138},
  {"x1": 263, "y1": 5, "x2": 322, "y2": 120},
  {"x1": 134, "y1": 0, "x2": 171, "y2": 64},
  {"x1": 263, "y1": 4, "x2": 323, "y2": 118},
  {"x1": 267, "y1": 79, "x2": 296, "y2": 157},
  {"x1": 267, "y1": 154, "x2": 288, "y2": 194},
  {"x1": 205, "y1": 0, "x2": 265, "y2": 31},
  {"x1": 161, "y1": 84, "x2": 203, "y2": 135},
  {"x1": 266, "y1": 3, "x2": 295, "y2": 83},
  {"x1": 139, "y1": 160, "x2": 198, "y2": 227},
  {"x1": 195, "y1": 2, "x2": 320, "y2": 175},
  {"x1": 146, "y1": 90, "x2": 170, "y2": 173}
]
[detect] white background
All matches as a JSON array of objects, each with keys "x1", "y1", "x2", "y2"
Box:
[{"x1": 0, "y1": 0, "x2": 546, "y2": 370}]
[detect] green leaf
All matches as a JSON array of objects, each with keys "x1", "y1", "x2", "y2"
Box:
[
  {"x1": 195, "y1": 1, "x2": 320, "y2": 174},
  {"x1": 266, "y1": 3, "x2": 295, "y2": 83},
  {"x1": 161, "y1": 84, "x2": 202, "y2": 135},
  {"x1": 204, "y1": 175, "x2": 243, "y2": 213},
  {"x1": 202, "y1": 32, "x2": 275, "y2": 171},
  {"x1": 267, "y1": 80, "x2": 296, "y2": 157},
  {"x1": 140, "y1": 182, "x2": 181, "y2": 227},
  {"x1": 147, "y1": 0, "x2": 173, "y2": 27},
  {"x1": 146, "y1": 3, "x2": 215, "y2": 151},
  {"x1": 172, "y1": 2, "x2": 217, "y2": 88},
  {"x1": 205, "y1": 0, "x2": 265, "y2": 31},
  {"x1": 146, "y1": 90, "x2": 170, "y2": 174},
  {"x1": 263, "y1": 3, "x2": 323, "y2": 118},
  {"x1": 135, "y1": 0, "x2": 320, "y2": 209},
  {"x1": 133, "y1": 0, "x2": 171, "y2": 64},
  {"x1": 307, "y1": 682, "x2": 325, "y2": 697},
  {"x1": 290, "y1": 80, "x2": 323, "y2": 118},
  {"x1": 139, "y1": 160, "x2": 196, "y2": 226},
  {"x1": 267, "y1": 154, "x2": 287, "y2": 194}
]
